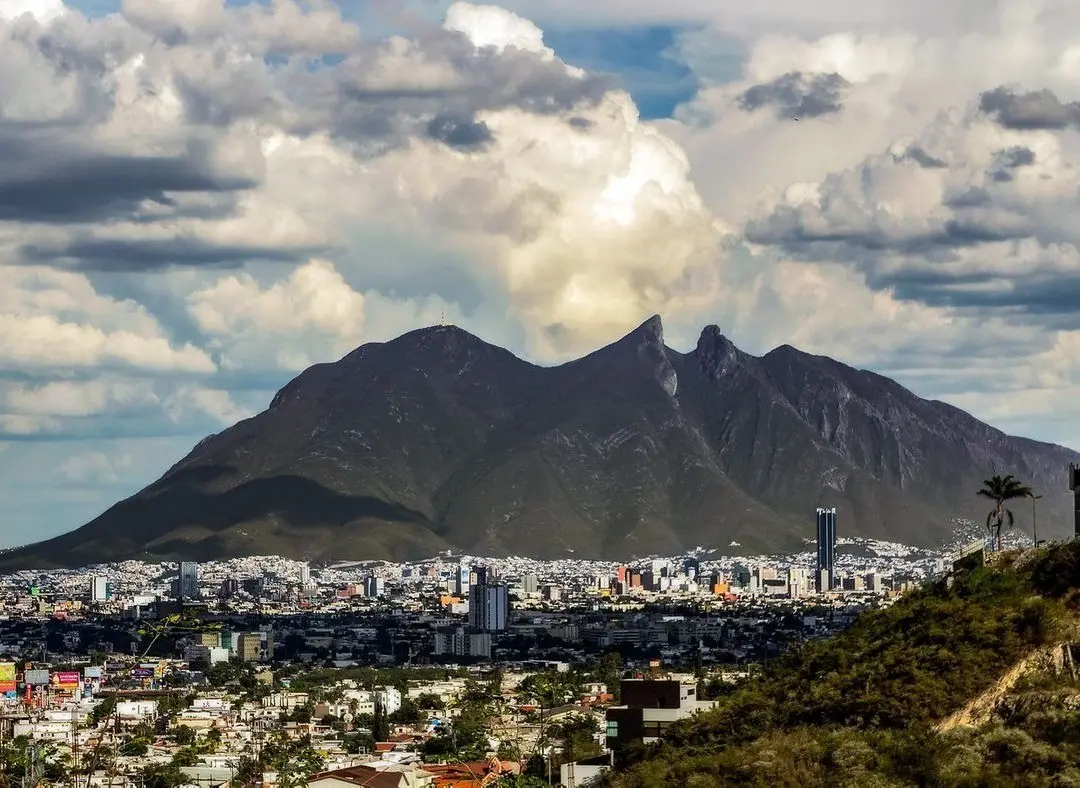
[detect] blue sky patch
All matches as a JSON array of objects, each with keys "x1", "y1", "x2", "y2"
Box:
[{"x1": 544, "y1": 25, "x2": 700, "y2": 120}]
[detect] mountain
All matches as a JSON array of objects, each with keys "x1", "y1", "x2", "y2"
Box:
[
  {"x1": 604, "y1": 540, "x2": 1080, "y2": 786},
  {"x1": 3, "y1": 316, "x2": 1078, "y2": 568}
]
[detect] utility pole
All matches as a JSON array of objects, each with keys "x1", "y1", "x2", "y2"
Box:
[
  {"x1": 71, "y1": 709, "x2": 80, "y2": 788},
  {"x1": 1032, "y1": 493, "x2": 1044, "y2": 547}
]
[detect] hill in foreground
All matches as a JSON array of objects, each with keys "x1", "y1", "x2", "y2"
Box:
[
  {"x1": 2, "y1": 316, "x2": 1078, "y2": 568},
  {"x1": 604, "y1": 540, "x2": 1080, "y2": 787}
]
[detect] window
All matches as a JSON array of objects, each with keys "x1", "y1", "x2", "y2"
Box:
[{"x1": 605, "y1": 721, "x2": 618, "y2": 737}]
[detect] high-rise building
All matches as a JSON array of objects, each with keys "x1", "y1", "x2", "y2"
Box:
[
  {"x1": 237, "y1": 633, "x2": 262, "y2": 662},
  {"x1": 816, "y1": 507, "x2": 837, "y2": 592},
  {"x1": 90, "y1": 576, "x2": 110, "y2": 603},
  {"x1": 298, "y1": 564, "x2": 311, "y2": 585},
  {"x1": 363, "y1": 576, "x2": 384, "y2": 598},
  {"x1": 178, "y1": 562, "x2": 200, "y2": 601},
  {"x1": 468, "y1": 569, "x2": 509, "y2": 632},
  {"x1": 454, "y1": 565, "x2": 471, "y2": 596},
  {"x1": 521, "y1": 574, "x2": 539, "y2": 595},
  {"x1": 786, "y1": 567, "x2": 805, "y2": 599},
  {"x1": 1070, "y1": 464, "x2": 1080, "y2": 536},
  {"x1": 219, "y1": 578, "x2": 240, "y2": 599}
]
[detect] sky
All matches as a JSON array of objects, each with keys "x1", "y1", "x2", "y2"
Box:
[{"x1": 2, "y1": 0, "x2": 1080, "y2": 547}]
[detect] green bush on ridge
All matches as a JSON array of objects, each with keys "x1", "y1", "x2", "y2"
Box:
[{"x1": 604, "y1": 539, "x2": 1080, "y2": 787}]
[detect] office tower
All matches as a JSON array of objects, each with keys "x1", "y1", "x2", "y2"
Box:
[
  {"x1": 468, "y1": 568, "x2": 509, "y2": 632},
  {"x1": 730, "y1": 564, "x2": 751, "y2": 589},
  {"x1": 816, "y1": 507, "x2": 837, "y2": 592},
  {"x1": 786, "y1": 567, "x2": 804, "y2": 599},
  {"x1": 298, "y1": 564, "x2": 311, "y2": 584},
  {"x1": 454, "y1": 566, "x2": 471, "y2": 596},
  {"x1": 90, "y1": 576, "x2": 110, "y2": 603},
  {"x1": 521, "y1": 574, "x2": 539, "y2": 595},
  {"x1": 1071, "y1": 464, "x2": 1080, "y2": 536},
  {"x1": 237, "y1": 633, "x2": 262, "y2": 662},
  {"x1": 363, "y1": 576, "x2": 384, "y2": 598},
  {"x1": 682, "y1": 558, "x2": 700, "y2": 579},
  {"x1": 178, "y1": 562, "x2": 200, "y2": 601}
]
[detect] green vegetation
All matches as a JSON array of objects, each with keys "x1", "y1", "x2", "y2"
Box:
[
  {"x1": 604, "y1": 539, "x2": 1080, "y2": 787},
  {"x1": 283, "y1": 665, "x2": 468, "y2": 697}
]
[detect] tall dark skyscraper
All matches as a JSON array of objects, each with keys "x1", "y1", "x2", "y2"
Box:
[
  {"x1": 1071, "y1": 464, "x2": 1080, "y2": 537},
  {"x1": 468, "y1": 565, "x2": 508, "y2": 632},
  {"x1": 816, "y1": 507, "x2": 837, "y2": 592},
  {"x1": 178, "y1": 561, "x2": 200, "y2": 601}
]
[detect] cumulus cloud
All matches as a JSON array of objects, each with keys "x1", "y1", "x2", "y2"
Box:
[
  {"x1": 186, "y1": 259, "x2": 366, "y2": 371},
  {"x1": 10, "y1": 0, "x2": 1080, "y2": 542},
  {"x1": 737, "y1": 71, "x2": 849, "y2": 118},
  {"x1": 979, "y1": 86, "x2": 1080, "y2": 130},
  {"x1": 58, "y1": 451, "x2": 130, "y2": 485},
  {"x1": 163, "y1": 385, "x2": 255, "y2": 425},
  {"x1": 0, "y1": 268, "x2": 214, "y2": 373}
]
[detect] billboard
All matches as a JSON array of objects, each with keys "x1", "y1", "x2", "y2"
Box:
[
  {"x1": 131, "y1": 667, "x2": 154, "y2": 678},
  {"x1": 83, "y1": 667, "x2": 103, "y2": 679},
  {"x1": 0, "y1": 663, "x2": 14, "y2": 697},
  {"x1": 24, "y1": 669, "x2": 50, "y2": 686},
  {"x1": 53, "y1": 671, "x2": 80, "y2": 690}
]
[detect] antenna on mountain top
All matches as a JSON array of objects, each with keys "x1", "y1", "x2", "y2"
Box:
[{"x1": 440, "y1": 305, "x2": 446, "y2": 326}]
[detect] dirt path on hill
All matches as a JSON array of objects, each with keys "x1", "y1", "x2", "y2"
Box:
[{"x1": 936, "y1": 645, "x2": 1064, "y2": 732}]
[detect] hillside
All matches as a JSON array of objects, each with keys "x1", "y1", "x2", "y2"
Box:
[
  {"x1": 2, "y1": 315, "x2": 1078, "y2": 568},
  {"x1": 604, "y1": 540, "x2": 1080, "y2": 787}
]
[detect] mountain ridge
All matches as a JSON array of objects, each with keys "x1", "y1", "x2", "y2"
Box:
[{"x1": 2, "y1": 316, "x2": 1076, "y2": 569}]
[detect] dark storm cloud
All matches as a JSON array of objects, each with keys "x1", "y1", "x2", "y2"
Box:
[
  {"x1": 979, "y1": 86, "x2": 1080, "y2": 130},
  {"x1": 20, "y1": 237, "x2": 318, "y2": 272},
  {"x1": 868, "y1": 266, "x2": 1080, "y2": 323},
  {"x1": 737, "y1": 71, "x2": 849, "y2": 118},
  {"x1": 997, "y1": 146, "x2": 1036, "y2": 168},
  {"x1": 896, "y1": 145, "x2": 948, "y2": 168},
  {"x1": 0, "y1": 13, "x2": 613, "y2": 236},
  {"x1": 945, "y1": 187, "x2": 992, "y2": 208},
  {"x1": 426, "y1": 112, "x2": 494, "y2": 150},
  {"x1": 745, "y1": 208, "x2": 1029, "y2": 257},
  {"x1": 0, "y1": 132, "x2": 257, "y2": 224},
  {"x1": 291, "y1": 33, "x2": 615, "y2": 149},
  {"x1": 988, "y1": 146, "x2": 1037, "y2": 182}
]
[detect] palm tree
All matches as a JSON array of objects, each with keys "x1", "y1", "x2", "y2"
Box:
[{"x1": 977, "y1": 474, "x2": 1033, "y2": 551}]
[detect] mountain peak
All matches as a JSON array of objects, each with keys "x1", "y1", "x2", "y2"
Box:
[
  {"x1": 695, "y1": 324, "x2": 742, "y2": 380},
  {"x1": 6, "y1": 316, "x2": 1079, "y2": 569},
  {"x1": 625, "y1": 314, "x2": 664, "y2": 346}
]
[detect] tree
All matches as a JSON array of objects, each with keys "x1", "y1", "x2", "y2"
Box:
[
  {"x1": 495, "y1": 776, "x2": 549, "y2": 787},
  {"x1": 372, "y1": 704, "x2": 391, "y2": 742},
  {"x1": 120, "y1": 737, "x2": 149, "y2": 757},
  {"x1": 171, "y1": 748, "x2": 200, "y2": 767},
  {"x1": 551, "y1": 714, "x2": 602, "y2": 769},
  {"x1": 595, "y1": 653, "x2": 624, "y2": 702},
  {"x1": 258, "y1": 732, "x2": 325, "y2": 788},
  {"x1": 0, "y1": 737, "x2": 68, "y2": 786},
  {"x1": 171, "y1": 725, "x2": 196, "y2": 746},
  {"x1": 90, "y1": 696, "x2": 118, "y2": 726},
  {"x1": 140, "y1": 762, "x2": 185, "y2": 788},
  {"x1": 977, "y1": 474, "x2": 1033, "y2": 551}
]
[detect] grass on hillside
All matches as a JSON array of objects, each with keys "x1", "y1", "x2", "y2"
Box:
[{"x1": 604, "y1": 539, "x2": 1080, "y2": 787}]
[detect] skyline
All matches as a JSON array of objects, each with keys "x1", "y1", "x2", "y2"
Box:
[{"x1": 3, "y1": 0, "x2": 1080, "y2": 546}]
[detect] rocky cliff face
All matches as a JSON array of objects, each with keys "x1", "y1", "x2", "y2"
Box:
[{"x1": 3, "y1": 317, "x2": 1076, "y2": 567}]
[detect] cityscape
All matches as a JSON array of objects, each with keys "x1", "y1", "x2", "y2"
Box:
[
  {"x1": 6, "y1": 0, "x2": 1080, "y2": 783},
  {"x1": 0, "y1": 507, "x2": 1012, "y2": 787}
]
